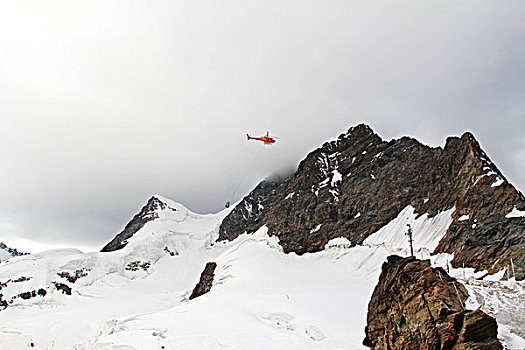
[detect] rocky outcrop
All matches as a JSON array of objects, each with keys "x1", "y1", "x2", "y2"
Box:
[
  {"x1": 57, "y1": 268, "x2": 90, "y2": 283},
  {"x1": 52, "y1": 282, "x2": 72, "y2": 295},
  {"x1": 363, "y1": 255, "x2": 501, "y2": 350},
  {"x1": 189, "y1": 262, "x2": 217, "y2": 300},
  {"x1": 220, "y1": 124, "x2": 524, "y2": 278},
  {"x1": 0, "y1": 277, "x2": 49, "y2": 311},
  {"x1": 0, "y1": 242, "x2": 28, "y2": 260},
  {"x1": 218, "y1": 174, "x2": 291, "y2": 241},
  {"x1": 101, "y1": 196, "x2": 174, "y2": 252}
]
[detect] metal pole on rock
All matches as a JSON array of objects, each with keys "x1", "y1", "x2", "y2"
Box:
[{"x1": 406, "y1": 224, "x2": 414, "y2": 258}]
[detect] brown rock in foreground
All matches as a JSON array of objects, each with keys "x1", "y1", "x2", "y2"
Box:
[{"x1": 363, "y1": 255, "x2": 501, "y2": 350}]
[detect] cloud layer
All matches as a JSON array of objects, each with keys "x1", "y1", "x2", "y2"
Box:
[{"x1": 1, "y1": 1, "x2": 524, "y2": 251}]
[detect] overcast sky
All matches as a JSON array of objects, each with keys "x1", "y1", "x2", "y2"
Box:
[{"x1": 1, "y1": 1, "x2": 524, "y2": 252}]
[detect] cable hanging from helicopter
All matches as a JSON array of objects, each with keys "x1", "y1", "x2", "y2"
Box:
[{"x1": 225, "y1": 132, "x2": 278, "y2": 208}]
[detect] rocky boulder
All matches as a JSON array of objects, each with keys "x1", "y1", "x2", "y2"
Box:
[{"x1": 363, "y1": 255, "x2": 501, "y2": 350}]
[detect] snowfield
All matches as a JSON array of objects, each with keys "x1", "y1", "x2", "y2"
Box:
[{"x1": 0, "y1": 197, "x2": 522, "y2": 349}]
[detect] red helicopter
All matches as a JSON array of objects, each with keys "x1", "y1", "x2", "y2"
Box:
[{"x1": 247, "y1": 132, "x2": 277, "y2": 145}]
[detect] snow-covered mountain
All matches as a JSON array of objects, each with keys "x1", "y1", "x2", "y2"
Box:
[
  {"x1": 0, "y1": 242, "x2": 27, "y2": 262},
  {"x1": 0, "y1": 126, "x2": 524, "y2": 349},
  {"x1": 1, "y1": 195, "x2": 522, "y2": 349}
]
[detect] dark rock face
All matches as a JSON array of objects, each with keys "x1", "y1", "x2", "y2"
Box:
[
  {"x1": 101, "y1": 196, "x2": 174, "y2": 252},
  {"x1": 189, "y1": 262, "x2": 217, "y2": 300},
  {"x1": 263, "y1": 124, "x2": 391, "y2": 253},
  {"x1": 227, "y1": 124, "x2": 523, "y2": 278},
  {"x1": 218, "y1": 174, "x2": 291, "y2": 241},
  {"x1": 363, "y1": 255, "x2": 501, "y2": 350},
  {"x1": 432, "y1": 134, "x2": 525, "y2": 278}
]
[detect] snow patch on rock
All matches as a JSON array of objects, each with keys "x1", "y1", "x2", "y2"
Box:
[
  {"x1": 330, "y1": 170, "x2": 342, "y2": 187},
  {"x1": 459, "y1": 214, "x2": 470, "y2": 221},
  {"x1": 491, "y1": 178, "x2": 505, "y2": 187},
  {"x1": 505, "y1": 207, "x2": 525, "y2": 218},
  {"x1": 363, "y1": 205, "x2": 455, "y2": 256}
]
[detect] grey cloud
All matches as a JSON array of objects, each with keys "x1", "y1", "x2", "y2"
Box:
[{"x1": 0, "y1": 1, "x2": 524, "y2": 251}]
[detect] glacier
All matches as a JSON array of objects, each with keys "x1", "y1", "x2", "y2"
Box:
[{"x1": 0, "y1": 196, "x2": 522, "y2": 349}]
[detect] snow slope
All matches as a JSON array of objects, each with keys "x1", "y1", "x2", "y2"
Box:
[
  {"x1": 75, "y1": 230, "x2": 389, "y2": 350},
  {"x1": 0, "y1": 197, "x2": 522, "y2": 349},
  {"x1": 0, "y1": 196, "x2": 233, "y2": 349},
  {"x1": 363, "y1": 205, "x2": 455, "y2": 257},
  {"x1": 0, "y1": 248, "x2": 12, "y2": 262}
]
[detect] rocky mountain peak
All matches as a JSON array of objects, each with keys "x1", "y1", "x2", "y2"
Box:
[
  {"x1": 319, "y1": 123, "x2": 383, "y2": 155},
  {"x1": 101, "y1": 196, "x2": 177, "y2": 252},
  {"x1": 219, "y1": 124, "x2": 525, "y2": 278},
  {"x1": 447, "y1": 131, "x2": 486, "y2": 158},
  {"x1": 341, "y1": 123, "x2": 376, "y2": 139},
  {"x1": 143, "y1": 195, "x2": 176, "y2": 215},
  {"x1": 443, "y1": 131, "x2": 509, "y2": 188}
]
